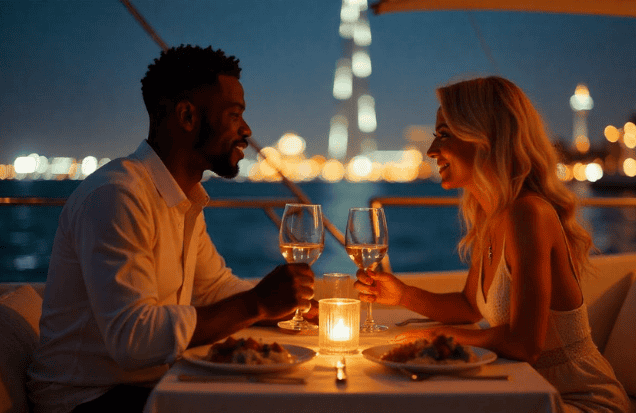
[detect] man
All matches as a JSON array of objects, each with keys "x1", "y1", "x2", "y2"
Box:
[{"x1": 27, "y1": 45, "x2": 315, "y2": 413}]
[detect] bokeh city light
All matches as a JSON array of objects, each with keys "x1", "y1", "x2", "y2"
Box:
[{"x1": 2, "y1": 116, "x2": 636, "y2": 185}]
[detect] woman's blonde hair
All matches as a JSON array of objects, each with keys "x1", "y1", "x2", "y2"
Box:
[{"x1": 436, "y1": 76, "x2": 594, "y2": 276}]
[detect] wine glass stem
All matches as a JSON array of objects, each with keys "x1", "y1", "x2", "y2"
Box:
[
  {"x1": 362, "y1": 267, "x2": 376, "y2": 325},
  {"x1": 365, "y1": 302, "x2": 375, "y2": 325},
  {"x1": 291, "y1": 309, "x2": 304, "y2": 322}
]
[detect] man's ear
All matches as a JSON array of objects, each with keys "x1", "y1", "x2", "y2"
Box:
[{"x1": 175, "y1": 100, "x2": 198, "y2": 132}]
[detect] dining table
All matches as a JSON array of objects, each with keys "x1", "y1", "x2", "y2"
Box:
[{"x1": 143, "y1": 306, "x2": 559, "y2": 413}]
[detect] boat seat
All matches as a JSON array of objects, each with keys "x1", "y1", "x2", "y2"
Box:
[{"x1": 0, "y1": 284, "x2": 42, "y2": 413}]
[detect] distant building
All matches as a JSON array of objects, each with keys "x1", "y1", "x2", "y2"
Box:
[
  {"x1": 329, "y1": 0, "x2": 377, "y2": 161},
  {"x1": 570, "y1": 84, "x2": 594, "y2": 154}
]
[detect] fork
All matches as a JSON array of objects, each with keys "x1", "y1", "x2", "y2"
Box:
[{"x1": 394, "y1": 318, "x2": 435, "y2": 327}]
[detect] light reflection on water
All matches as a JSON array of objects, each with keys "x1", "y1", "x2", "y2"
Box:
[{"x1": 0, "y1": 180, "x2": 634, "y2": 282}]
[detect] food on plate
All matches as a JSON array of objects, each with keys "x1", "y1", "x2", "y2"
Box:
[
  {"x1": 204, "y1": 336, "x2": 295, "y2": 365},
  {"x1": 381, "y1": 334, "x2": 477, "y2": 364}
]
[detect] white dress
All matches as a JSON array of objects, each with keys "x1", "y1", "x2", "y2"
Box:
[{"x1": 476, "y1": 237, "x2": 631, "y2": 413}]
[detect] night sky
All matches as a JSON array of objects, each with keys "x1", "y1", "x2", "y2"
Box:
[{"x1": 2, "y1": 0, "x2": 635, "y2": 164}]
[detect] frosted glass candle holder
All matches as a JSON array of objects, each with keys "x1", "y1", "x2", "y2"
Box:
[{"x1": 319, "y1": 298, "x2": 360, "y2": 354}]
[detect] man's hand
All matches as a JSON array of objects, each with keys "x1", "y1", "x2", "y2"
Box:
[
  {"x1": 301, "y1": 299, "x2": 319, "y2": 324},
  {"x1": 253, "y1": 263, "x2": 315, "y2": 321}
]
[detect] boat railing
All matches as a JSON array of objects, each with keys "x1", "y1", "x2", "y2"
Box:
[
  {"x1": 0, "y1": 196, "x2": 347, "y2": 246},
  {"x1": 3, "y1": 195, "x2": 636, "y2": 275},
  {"x1": 370, "y1": 195, "x2": 636, "y2": 273},
  {"x1": 0, "y1": 196, "x2": 297, "y2": 232}
]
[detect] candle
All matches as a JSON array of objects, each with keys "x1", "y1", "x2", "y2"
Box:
[{"x1": 319, "y1": 298, "x2": 360, "y2": 354}]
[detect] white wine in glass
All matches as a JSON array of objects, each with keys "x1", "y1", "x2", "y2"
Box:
[
  {"x1": 279, "y1": 243, "x2": 323, "y2": 266},
  {"x1": 277, "y1": 204, "x2": 324, "y2": 331},
  {"x1": 345, "y1": 207, "x2": 389, "y2": 333}
]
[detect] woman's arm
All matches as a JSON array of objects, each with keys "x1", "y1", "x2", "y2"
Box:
[
  {"x1": 501, "y1": 197, "x2": 553, "y2": 362},
  {"x1": 392, "y1": 323, "x2": 540, "y2": 363},
  {"x1": 394, "y1": 199, "x2": 555, "y2": 363},
  {"x1": 394, "y1": 198, "x2": 557, "y2": 363}
]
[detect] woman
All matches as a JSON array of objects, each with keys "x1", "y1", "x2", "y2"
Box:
[{"x1": 355, "y1": 77, "x2": 630, "y2": 412}]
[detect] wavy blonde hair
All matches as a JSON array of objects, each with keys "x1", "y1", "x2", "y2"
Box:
[{"x1": 436, "y1": 76, "x2": 594, "y2": 277}]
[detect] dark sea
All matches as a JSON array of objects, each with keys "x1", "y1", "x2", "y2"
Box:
[{"x1": 1, "y1": 179, "x2": 634, "y2": 283}]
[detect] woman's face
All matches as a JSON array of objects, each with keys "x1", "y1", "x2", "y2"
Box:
[{"x1": 427, "y1": 110, "x2": 477, "y2": 191}]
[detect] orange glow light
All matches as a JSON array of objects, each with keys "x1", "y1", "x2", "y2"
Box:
[
  {"x1": 321, "y1": 159, "x2": 345, "y2": 182},
  {"x1": 573, "y1": 162, "x2": 587, "y2": 182},
  {"x1": 575, "y1": 135, "x2": 590, "y2": 153},
  {"x1": 604, "y1": 125, "x2": 620, "y2": 143},
  {"x1": 624, "y1": 158, "x2": 636, "y2": 177}
]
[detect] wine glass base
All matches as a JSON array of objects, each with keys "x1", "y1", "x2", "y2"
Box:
[
  {"x1": 360, "y1": 323, "x2": 389, "y2": 333},
  {"x1": 277, "y1": 319, "x2": 318, "y2": 331}
]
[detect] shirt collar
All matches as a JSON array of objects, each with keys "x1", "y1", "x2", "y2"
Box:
[{"x1": 131, "y1": 140, "x2": 210, "y2": 209}]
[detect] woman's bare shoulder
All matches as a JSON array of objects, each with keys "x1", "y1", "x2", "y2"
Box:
[
  {"x1": 507, "y1": 194, "x2": 558, "y2": 222},
  {"x1": 501, "y1": 194, "x2": 561, "y2": 240},
  {"x1": 501, "y1": 195, "x2": 559, "y2": 279}
]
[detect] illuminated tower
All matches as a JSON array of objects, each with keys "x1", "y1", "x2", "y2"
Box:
[
  {"x1": 328, "y1": 0, "x2": 376, "y2": 161},
  {"x1": 569, "y1": 84, "x2": 594, "y2": 153}
]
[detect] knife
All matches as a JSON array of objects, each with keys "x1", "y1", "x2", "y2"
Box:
[
  {"x1": 178, "y1": 374, "x2": 306, "y2": 385},
  {"x1": 398, "y1": 369, "x2": 509, "y2": 381}
]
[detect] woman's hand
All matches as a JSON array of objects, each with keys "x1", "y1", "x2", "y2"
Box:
[{"x1": 354, "y1": 269, "x2": 407, "y2": 306}]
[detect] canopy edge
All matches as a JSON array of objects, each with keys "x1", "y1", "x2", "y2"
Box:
[{"x1": 371, "y1": 0, "x2": 636, "y2": 18}]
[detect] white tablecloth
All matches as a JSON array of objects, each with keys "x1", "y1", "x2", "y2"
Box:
[{"x1": 144, "y1": 307, "x2": 559, "y2": 413}]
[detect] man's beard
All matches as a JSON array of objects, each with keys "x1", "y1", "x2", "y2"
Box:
[{"x1": 195, "y1": 114, "x2": 240, "y2": 179}]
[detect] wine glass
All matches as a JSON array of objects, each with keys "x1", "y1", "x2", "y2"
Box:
[
  {"x1": 345, "y1": 207, "x2": 389, "y2": 333},
  {"x1": 277, "y1": 203, "x2": 324, "y2": 331}
]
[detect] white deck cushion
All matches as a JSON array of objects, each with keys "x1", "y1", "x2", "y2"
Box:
[
  {"x1": 0, "y1": 285, "x2": 42, "y2": 413},
  {"x1": 603, "y1": 277, "x2": 636, "y2": 397},
  {"x1": 582, "y1": 253, "x2": 636, "y2": 352}
]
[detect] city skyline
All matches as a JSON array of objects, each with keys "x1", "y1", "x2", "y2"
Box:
[{"x1": 2, "y1": 1, "x2": 635, "y2": 165}]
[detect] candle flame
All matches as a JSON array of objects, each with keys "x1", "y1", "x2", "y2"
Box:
[{"x1": 330, "y1": 318, "x2": 351, "y2": 341}]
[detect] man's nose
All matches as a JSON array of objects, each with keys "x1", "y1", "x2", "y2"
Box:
[{"x1": 241, "y1": 120, "x2": 252, "y2": 137}]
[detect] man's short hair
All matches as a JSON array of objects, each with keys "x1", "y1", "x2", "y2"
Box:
[{"x1": 141, "y1": 44, "x2": 241, "y2": 117}]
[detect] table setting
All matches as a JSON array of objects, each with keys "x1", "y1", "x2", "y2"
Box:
[
  {"x1": 143, "y1": 306, "x2": 559, "y2": 413},
  {"x1": 143, "y1": 205, "x2": 560, "y2": 413}
]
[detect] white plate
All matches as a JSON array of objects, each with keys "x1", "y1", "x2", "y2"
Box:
[
  {"x1": 362, "y1": 344, "x2": 497, "y2": 373},
  {"x1": 182, "y1": 344, "x2": 316, "y2": 374}
]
